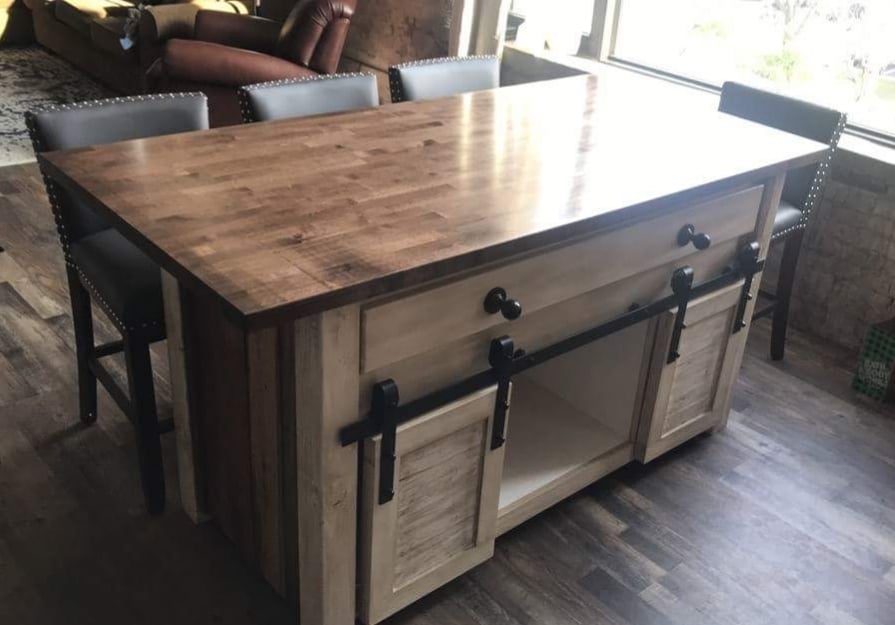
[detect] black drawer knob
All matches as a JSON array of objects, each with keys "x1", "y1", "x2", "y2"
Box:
[
  {"x1": 484, "y1": 287, "x2": 523, "y2": 320},
  {"x1": 677, "y1": 224, "x2": 712, "y2": 250}
]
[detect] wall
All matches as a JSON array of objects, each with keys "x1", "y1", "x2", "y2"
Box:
[
  {"x1": 788, "y1": 148, "x2": 895, "y2": 351},
  {"x1": 339, "y1": 0, "x2": 456, "y2": 102},
  {"x1": 338, "y1": 0, "x2": 511, "y2": 102}
]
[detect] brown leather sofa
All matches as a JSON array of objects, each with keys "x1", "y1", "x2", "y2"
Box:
[
  {"x1": 152, "y1": 0, "x2": 356, "y2": 126},
  {"x1": 28, "y1": 0, "x2": 246, "y2": 94}
]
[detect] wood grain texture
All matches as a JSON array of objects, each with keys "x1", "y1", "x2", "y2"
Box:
[
  {"x1": 394, "y1": 423, "x2": 482, "y2": 587},
  {"x1": 636, "y1": 282, "x2": 744, "y2": 463},
  {"x1": 663, "y1": 312, "x2": 732, "y2": 431},
  {"x1": 175, "y1": 286, "x2": 293, "y2": 594},
  {"x1": 183, "y1": 288, "x2": 256, "y2": 560},
  {"x1": 358, "y1": 238, "x2": 743, "y2": 410},
  {"x1": 714, "y1": 172, "x2": 786, "y2": 433},
  {"x1": 39, "y1": 74, "x2": 827, "y2": 329},
  {"x1": 342, "y1": 0, "x2": 452, "y2": 72},
  {"x1": 359, "y1": 385, "x2": 503, "y2": 624},
  {"x1": 0, "y1": 162, "x2": 294, "y2": 625},
  {"x1": 5, "y1": 160, "x2": 895, "y2": 625},
  {"x1": 361, "y1": 185, "x2": 763, "y2": 372},
  {"x1": 294, "y1": 306, "x2": 361, "y2": 625},
  {"x1": 247, "y1": 326, "x2": 286, "y2": 595},
  {"x1": 161, "y1": 271, "x2": 208, "y2": 524}
]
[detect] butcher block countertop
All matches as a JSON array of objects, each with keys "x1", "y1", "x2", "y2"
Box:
[{"x1": 40, "y1": 74, "x2": 827, "y2": 328}]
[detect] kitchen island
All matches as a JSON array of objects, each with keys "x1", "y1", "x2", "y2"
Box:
[{"x1": 40, "y1": 73, "x2": 826, "y2": 625}]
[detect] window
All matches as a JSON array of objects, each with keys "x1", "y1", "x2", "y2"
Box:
[
  {"x1": 610, "y1": 0, "x2": 895, "y2": 138},
  {"x1": 507, "y1": 0, "x2": 595, "y2": 55}
]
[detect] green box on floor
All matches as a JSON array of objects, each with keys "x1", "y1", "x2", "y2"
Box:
[{"x1": 853, "y1": 319, "x2": 895, "y2": 402}]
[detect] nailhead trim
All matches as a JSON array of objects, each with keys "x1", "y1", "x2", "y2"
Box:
[
  {"x1": 237, "y1": 73, "x2": 375, "y2": 124},
  {"x1": 28, "y1": 92, "x2": 207, "y2": 119},
  {"x1": 71, "y1": 261, "x2": 162, "y2": 333},
  {"x1": 388, "y1": 55, "x2": 498, "y2": 103},
  {"x1": 772, "y1": 112, "x2": 847, "y2": 242},
  {"x1": 26, "y1": 92, "x2": 204, "y2": 331},
  {"x1": 27, "y1": 92, "x2": 207, "y2": 260},
  {"x1": 770, "y1": 222, "x2": 807, "y2": 242}
]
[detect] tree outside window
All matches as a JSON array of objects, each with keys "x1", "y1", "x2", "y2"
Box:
[{"x1": 511, "y1": 0, "x2": 895, "y2": 137}]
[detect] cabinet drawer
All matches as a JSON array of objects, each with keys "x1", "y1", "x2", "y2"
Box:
[
  {"x1": 636, "y1": 281, "x2": 746, "y2": 463},
  {"x1": 362, "y1": 185, "x2": 764, "y2": 372},
  {"x1": 358, "y1": 385, "x2": 506, "y2": 624},
  {"x1": 360, "y1": 238, "x2": 742, "y2": 408}
]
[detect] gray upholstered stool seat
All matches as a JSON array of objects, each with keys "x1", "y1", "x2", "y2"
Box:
[
  {"x1": 772, "y1": 201, "x2": 804, "y2": 238},
  {"x1": 239, "y1": 73, "x2": 379, "y2": 123},
  {"x1": 388, "y1": 55, "x2": 499, "y2": 103},
  {"x1": 69, "y1": 229, "x2": 164, "y2": 329},
  {"x1": 27, "y1": 92, "x2": 210, "y2": 514}
]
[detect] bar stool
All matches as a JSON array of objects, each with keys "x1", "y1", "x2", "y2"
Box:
[
  {"x1": 238, "y1": 73, "x2": 379, "y2": 122},
  {"x1": 26, "y1": 94, "x2": 210, "y2": 513},
  {"x1": 719, "y1": 82, "x2": 846, "y2": 360},
  {"x1": 388, "y1": 55, "x2": 500, "y2": 103}
]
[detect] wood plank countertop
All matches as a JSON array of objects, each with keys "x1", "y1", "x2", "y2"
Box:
[{"x1": 40, "y1": 74, "x2": 828, "y2": 329}]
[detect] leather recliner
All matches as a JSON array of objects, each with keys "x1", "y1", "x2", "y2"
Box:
[{"x1": 153, "y1": 0, "x2": 357, "y2": 126}]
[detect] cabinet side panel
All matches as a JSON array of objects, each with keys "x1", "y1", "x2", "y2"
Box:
[
  {"x1": 247, "y1": 327, "x2": 286, "y2": 595},
  {"x1": 183, "y1": 289, "x2": 255, "y2": 563}
]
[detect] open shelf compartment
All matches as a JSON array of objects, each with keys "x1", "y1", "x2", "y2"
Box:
[{"x1": 496, "y1": 322, "x2": 651, "y2": 535}]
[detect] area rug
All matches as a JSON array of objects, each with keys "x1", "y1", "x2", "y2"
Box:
[{"x1": 0, "y1": 46, "x2": 113, "y2": 167}]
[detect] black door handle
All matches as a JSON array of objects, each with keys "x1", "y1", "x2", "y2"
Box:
[
  {"x1": 677, "y1": 224, "x2": 712, "y2": 250},
  {"x1": 483, "y1": 287, "x2": 523, "y2": 320}
]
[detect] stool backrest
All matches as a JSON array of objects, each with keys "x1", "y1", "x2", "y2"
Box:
[
  {"x1": 239, "y1": 73, "x2": 378, "y2": 123},
  {"x1": 719, "y1": 81, "x2": 846, "y2": 219},
  {"x1": 388, "y1": 56, "x2": 499, "y2": 103},
  {"x1": 26, "y1": 93, "x2": 209, "y2": 259}
]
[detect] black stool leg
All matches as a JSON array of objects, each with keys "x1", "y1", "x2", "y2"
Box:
[
  {"x1": 67, "y1": 268, "x2": 98, "y2": 424},
  {"x1": 771, "y1": 230, "x2": 804, "y2": 361},
  {"x1": 124, "y1": 334, "x2": 165, "y2": 514}
]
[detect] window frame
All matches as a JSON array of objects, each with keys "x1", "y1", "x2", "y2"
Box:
[{"x1": 583, "y1": 0, "x2": 895, "y2": 148}]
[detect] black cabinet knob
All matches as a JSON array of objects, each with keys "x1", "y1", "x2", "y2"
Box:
[
  {"x1": 484, "y1": 287, "x2": 523, "y2": 320},
  {"x1": 677, "y1": 224, "x2": 712, "y2": 250}
]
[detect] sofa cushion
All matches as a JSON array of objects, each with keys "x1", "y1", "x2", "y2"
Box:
[{"x1": 55, "y1": 0, "x2": 133, "y2": 35}]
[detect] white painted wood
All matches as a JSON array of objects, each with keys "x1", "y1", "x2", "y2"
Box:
[
  {"x1": 359, "y1": 385, "x2": 505, "y2": 625},
  {"x1": 522, "y1": 321, "x2": 650, "y2": 439},
  {"x1": 362, "y1": 185, "x2": 764, "y2": 373},
  {"x1": 360, "y1": 237, "x2": 742, "y2": 409},
  {"x1": 295, "y1": 306, "x2": 361, "y2": 625},
  {"x1": 498, "y1": 377, "x2": 630, "y2": 514},
  {"x1": 636, "y1": 281, "x2": 745, "y2": 462}
]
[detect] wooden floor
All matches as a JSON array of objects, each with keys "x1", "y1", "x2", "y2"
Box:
[{"x1": 2, "y1": 161, "x2": 895, "y2": 625}]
